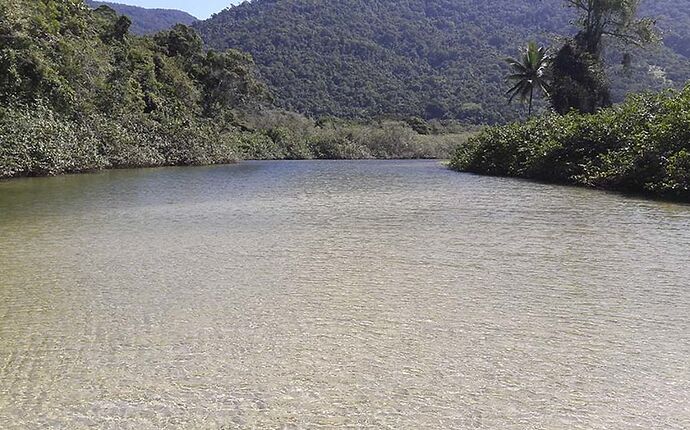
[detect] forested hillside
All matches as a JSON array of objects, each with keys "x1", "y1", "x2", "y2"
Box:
[
  {"x1": 195, "y1": 0, "x2": 690, "y2": 124},
  {"x1": 85, "y1": 0, "x2": 197, "y2": 35},
  {"x1": 654, "y1": 2, "x2": 690, "y2": 58}
]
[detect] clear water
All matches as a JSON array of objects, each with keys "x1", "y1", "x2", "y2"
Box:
[{"x1": 1, "y1": 160, "x2": 689, "y2": 429}]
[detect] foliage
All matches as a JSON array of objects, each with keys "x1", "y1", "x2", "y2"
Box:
[
  {"x1": 236, "y1": 111, "x2": 464, "y2": 161},
  {"x1": 0, "y1": 0, "x2": 265, "y2": 178},
  {"x1": 85, "y1": 0, "x2": 197, "y2": 35},
  {"x1": 550, "y1": 43, "x2": 611, "y2": 114},
  {"x1": 566, "y1": 0, "x2": 658, "y2": 56},
  {"x1": 549, "y1": 0, "x2": 658, "y2": 114},
  {"x1": 194, "y1": 0, "x2": 690, "y2": 123},
  {"x1": 0, "y1": 0, "x2": 461, "y2": 179},
  {"x1": 0, "y1": 103, "x2": 241, "y2": 178},
  {"x1": 450, "y1": 85, "x2": 690, "y2": 200}
]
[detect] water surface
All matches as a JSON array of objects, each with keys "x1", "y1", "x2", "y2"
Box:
[{"x1": 1, "y1": 160, "x2": 689, "y2": 429}]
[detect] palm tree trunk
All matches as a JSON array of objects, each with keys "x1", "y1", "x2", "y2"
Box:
[{"x1": 528, "y1": 87, "x2": 533, "y2": 118}]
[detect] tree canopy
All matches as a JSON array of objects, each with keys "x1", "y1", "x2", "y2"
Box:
[
  {"x1": 505, "y1": 42, "x2": 551, "y2": 117},
  {"x1": 566, "y1": 0, "x2": 658, "y2": 55},
  {"x1": 547, "y1": 0, "x2": 660, "y2": 114}
]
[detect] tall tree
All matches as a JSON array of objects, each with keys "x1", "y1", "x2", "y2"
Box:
[
  {"x1": 506, "y1": 41, "x2": 550, "y2": 117},
  {"x1": 549, "y1": 43, "x2": 610, "y2": 114},
  {"x1": 565, "y1": 0, "x2": 658, "y2": 56},
  {"x1": 549, "y1": 0, "x2": 659, "y2": 114}
]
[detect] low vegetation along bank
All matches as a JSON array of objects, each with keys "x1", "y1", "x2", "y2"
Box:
[
  {"x1": 237, "y1": 112, "x2": 470, "y2": 162},
  {"x1": 0, "y1": 103, "x2": 465, "y2": 179},
  {"x1": 450, "y1": 87, "x2": 690, "y2": 201}
]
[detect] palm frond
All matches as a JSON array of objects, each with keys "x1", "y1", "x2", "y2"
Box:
[{"x1": 504, "y1": 41, "x2": 552, "y2": 115}]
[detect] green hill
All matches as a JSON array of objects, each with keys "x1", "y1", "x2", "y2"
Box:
[
  {"x1": 194, "y1": 0, "x2": 690, "y2": 124},
  {"x1": 85, "y1": 0, "x2": 197, "y2": 35}
]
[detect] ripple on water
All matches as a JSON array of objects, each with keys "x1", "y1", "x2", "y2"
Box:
[{"x1": 1, "y1": 161, "x2": 689, "y2": 429}]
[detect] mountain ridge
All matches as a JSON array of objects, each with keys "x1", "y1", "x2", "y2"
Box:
[{"x1": 85, "y1": 0, "x2": 197, "y2": 34}]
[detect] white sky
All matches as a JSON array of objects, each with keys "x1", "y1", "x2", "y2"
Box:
[{"x1": 108, "y1": 0, "x2": 242, "y2": 19}]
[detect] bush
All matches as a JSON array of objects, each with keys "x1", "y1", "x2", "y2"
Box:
[
  {"x1": 0, "y1": 104, "x2": 104, "y2": 177},
  {"x1": 0, "y1": 104, "x2": 244, "y2": 179},
  {"x1": 238, "y1": 111, "x2": 466, "y2": 161},
  {"x1": 450, "y1": 86, "x2": 690, "y2": 200}
]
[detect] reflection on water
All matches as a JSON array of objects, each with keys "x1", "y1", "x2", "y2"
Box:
[{"x1": 1, "y1": 160, "x2": 689, "y2": 429}]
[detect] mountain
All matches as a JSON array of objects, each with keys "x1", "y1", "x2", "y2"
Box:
[
  {"x1": 194, "y1": 0, "x2": 690, "y2": 124},
  {"x1": 85, "y1": 0, "x2": 197, "y2": 35}
]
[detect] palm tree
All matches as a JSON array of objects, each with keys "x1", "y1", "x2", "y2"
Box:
[{"x1": 506, "y1": 41, "x2": 550, "y2": 117}]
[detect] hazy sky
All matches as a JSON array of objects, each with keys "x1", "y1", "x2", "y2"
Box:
[{"x1": 109, "y1": 1, "x2": 241, "y2": 19}]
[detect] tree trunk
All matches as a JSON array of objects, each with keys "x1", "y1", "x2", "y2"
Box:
[{"x1": 528, "y1": 87, "x2": 534, "y2": 118}]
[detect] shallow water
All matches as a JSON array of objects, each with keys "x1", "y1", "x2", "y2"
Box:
[{"x1": 1, "y1": 160, "x2": 689, "y2": 429}]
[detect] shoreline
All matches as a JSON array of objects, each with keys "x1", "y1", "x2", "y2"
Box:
[
  {"x1": 0, "y1": 157, "x2": 448, "y2": 182},
  {"x1": 450, "y1": 167, "x2": 690, "y2": 205},
  {"x1": 3, "y1": 157, "x2": 687, "y2": 205}
]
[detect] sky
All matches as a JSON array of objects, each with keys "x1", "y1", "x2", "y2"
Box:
[{"x1": 108, "y1": 1, "x2": 241, "y2": 19}]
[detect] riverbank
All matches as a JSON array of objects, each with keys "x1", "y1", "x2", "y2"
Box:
[
  {"x1": 235, "y1": 112, "x2": 472, "y2": 162},
  {"x1": 0, "y1": 107, "x2": 471, "y2": 179},
  {"x1": 449, "y1": 86, "x2": 690, "y2": 202}
]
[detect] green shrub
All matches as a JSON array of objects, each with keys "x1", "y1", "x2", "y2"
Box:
[
  {"x1": 237, "y1": 111, "x2": 465, "y2": 161},
  {"x1": 0, "y1": 104, "x2": 105, "y2": 177},
  {"x1": 450, "y1": 86, "x2": 690, "y2": 200}
]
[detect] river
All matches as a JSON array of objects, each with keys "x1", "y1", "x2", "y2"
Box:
[{"x1": 1, "y1": 160, "x2": 689, "y2": 429}]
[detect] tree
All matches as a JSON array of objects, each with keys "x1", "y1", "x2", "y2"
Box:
[
  {"x1": 93, "y1": 6, "x2": 131, "y2": 42},
  {"x1": 196, "y1": 50, "x2": 269, "y2": 116},
  {"x1": 565, "y1": 0, "x2": 658, "y2": 56},
  {"x1": 154, "y1": 24, "x2": 203, "y2": 59},
  {"x1": 549, "y1": 43, "x2": 610, "y2": 114},
  {"x1": 549, "y1": 0, "x2": 659, "y2": 114},
  {"x1": 506, "y1": 41, "x2": 550, "y2": 117},
  {"x1": 112, "y1": 15, "x2": 131, "y2": 41}
]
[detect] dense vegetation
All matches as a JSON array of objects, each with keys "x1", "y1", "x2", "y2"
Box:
[
  {"x1": 195, "y1": 0, "x2": 690, "y2": 124},
  {"x1": 0, "y1": 0, "x2": 455, "y2": 179},
  {"x1": 0, "y1": 0, "x2": 271, "y2": 178},
  {"x1": 238, "y1": 112, "x2": 469, "y2": 161},
  {"x1": 2, "y1": 0, "x2": 687, "y2": 193},
  {"x1": 450, "y1": 86, "x2": 690, "y2": 200},
  {"x1": 85, "y1": 0, "x2": 197, "y2": 35},
  {"x1": 448, "y1": 0, "x2": 689, "y2": 201}
]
